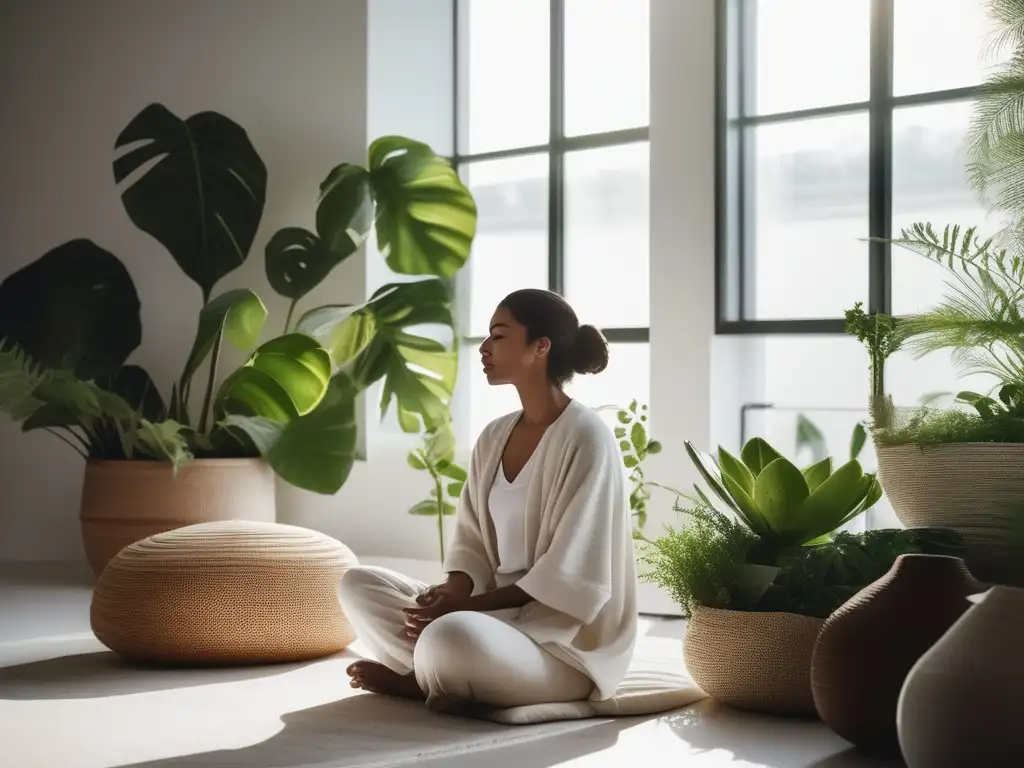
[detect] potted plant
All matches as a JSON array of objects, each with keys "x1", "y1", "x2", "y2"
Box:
[
  {"x1": 0, "y1": 104, "x2": 477, "y2": 574},
  {"x1": 639, "y1": 435, "x2": 962, "y2": 716},
  {"x1": 846, "y1": 2, "x2": 1024, "y2": 587}
]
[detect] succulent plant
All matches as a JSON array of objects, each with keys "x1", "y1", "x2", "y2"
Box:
[{"x1": 684, "y1": 436, "x2": 882, "y2": 549}]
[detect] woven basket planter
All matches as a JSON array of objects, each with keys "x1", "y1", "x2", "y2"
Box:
[
  {"x1": 80, "y1": 459, "x2": 276, "y2": 576},
  {"x1": 684, "y1": 606, "x2": 824, "y2": 716},
  {"x1": 876, "y1": 444, "x2": 1024, "y2": 586}
]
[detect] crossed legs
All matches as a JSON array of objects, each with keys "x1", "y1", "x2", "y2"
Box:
[{"x1": 339, "y1": 565, "x2": 594, "y2": 710}]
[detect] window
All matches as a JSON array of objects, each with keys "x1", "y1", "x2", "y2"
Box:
[
  {"x1": 455, "y1": 0, "x2": 651, "y2": 442},
  {"x1": 718, "y1": 0, "x2": 1007, "y2": 331}
]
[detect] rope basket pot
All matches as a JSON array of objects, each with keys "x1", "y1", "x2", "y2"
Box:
[
  {"x1": 80, "y1": 458, "x2": 276, "y2": 576},
  {"x1": 91, "y1": 520, "x2": 358, "y2": 665},
  {"x1": 685, "y1": 607, "x2": 824, "y2": 716},
  {"x1": 875, "y1": 444, "x2": 1024, "y2": 586}
]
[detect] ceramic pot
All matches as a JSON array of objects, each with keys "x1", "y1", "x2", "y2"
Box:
[
  {"x1": 810, "y1": 554, "x2": 978, "y2": 754},
  {"x1": 898, "y1": 586, "x2": 1024, "y2": 766},
  {"x1": 80, "y1": 459, "x2": 276, "y2": 576},
  {"x1": 685, "y1": 606, "x2": 824, "y2": 716},
  {"x1": 875, "y1": 443, "x2": 1024, "y2": 586}
]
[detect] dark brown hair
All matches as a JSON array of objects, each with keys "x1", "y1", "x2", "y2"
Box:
[{"x1": 498, "y1": 289, "x2": 609, "y2": 385}]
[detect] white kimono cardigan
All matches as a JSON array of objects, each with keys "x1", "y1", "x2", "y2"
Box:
[{"x1": 443, "y1": 399, "x2": 639, "y2": 701}]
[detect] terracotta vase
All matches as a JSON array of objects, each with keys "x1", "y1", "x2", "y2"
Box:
[
  {"x1": 898, "y1": 586, "x2": 1024, "y2": 767},
  {"x1": 810, "y1": 554, "x2": 978, "y2": 755},
  {"x1": 80, "y1": 459, "x2": 276, "y2": 576}
]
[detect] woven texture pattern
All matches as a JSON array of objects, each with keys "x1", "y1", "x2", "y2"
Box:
[
  {"x1": 91, "y1": 520, "x2": 358, "y2": 665},
  {"x1": 80, "y1": 459, "x2": 276, "y2": 576},
  {"x1": 685, "y1": 607, "x2": 823, "y2": 716},
  {"x1": 876, "y1": 444, "x2": 1024, "y2": 586}
]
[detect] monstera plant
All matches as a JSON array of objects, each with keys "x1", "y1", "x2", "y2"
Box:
[
  {"x1": 684, "y1": 436, "x2": 882, "y2": 553},
  {"x1": 0, "y1": 103, "x2": 477, "y2": 495}
]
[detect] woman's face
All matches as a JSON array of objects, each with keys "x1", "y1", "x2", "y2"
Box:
[{"x1": 478, "y1": 305, "x2": 549, "y2": 386}]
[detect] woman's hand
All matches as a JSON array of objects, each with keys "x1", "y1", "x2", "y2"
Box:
[{"x1": 403, "y1": 572, "x2": 474, "y2": 640}]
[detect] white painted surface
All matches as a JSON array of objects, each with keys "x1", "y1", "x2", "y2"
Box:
[{"x1": 0, "y1": 0, "x2": 369, "y2": 562}]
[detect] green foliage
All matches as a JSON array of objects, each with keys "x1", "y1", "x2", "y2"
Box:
[
  {"x1": 874, "y1": 402, "x2": 1024, "y2": 446},
  {"x1": 0, "y1": 103, "x2": 478, "y2": 497},
  {"x1": 406, "y1": 422, "x2": 467, "y2": 564},
  {"x1": 845, "y1": 301, "x2": 904, "y2": 403},
  {"x1": 685, "y1": 436, "x2": 881, "y2": 551},
  {"x1": 637, "y1": 501, "x2": 757, "y2": 617},
  {"x1": 638, "y1": 501, "x2": 967, "y2": 619},
  {"x1": 598, "y1": 400, "x2": 680, "y2": 531}
]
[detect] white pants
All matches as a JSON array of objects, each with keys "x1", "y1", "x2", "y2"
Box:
[{"x1": 338, "y1": 565, "x2": 594, "y2": 710}]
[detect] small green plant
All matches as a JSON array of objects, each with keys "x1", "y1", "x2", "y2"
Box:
[
  {"x1": 685, "y1": 436, "x2": 882, "y2": 554},
  {"x1": 407, "y1": 423, "x2": 467, "y2": 564},
  {"x1": 638, "y1": 501, "x2": 966, "y2": 618},
  {"x1": 597, "y1": 400, "x2": 682, "y2": 530}
]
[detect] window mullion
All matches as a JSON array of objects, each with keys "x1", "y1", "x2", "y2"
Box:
[
  {"x1": 549, "y1": 0, "x2": 565, "y2": 295},
  {"x1": 868, "y1": 0, "x2": 895, "y2": 315}
]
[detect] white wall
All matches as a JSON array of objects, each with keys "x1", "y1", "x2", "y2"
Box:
[{"x1": 0, "y1": 0, "x2": 369, "y2": 562}]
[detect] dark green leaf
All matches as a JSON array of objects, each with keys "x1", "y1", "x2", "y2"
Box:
[
  {"x1": 752, "y1": 457, "x2": 811, "y2": 537},
  {"x1": 623, "y1": 455, "x2": 639, "y2": 468},
  {"x1": 114, "y1": 104, "x2": 267, "y2": 297},
  {"x1": 619, "y1": 440, "x2": 631, "y2": 452},
  {"x1": 441, "y1": 501, "x2": 457, "y2": 516},
  {"x1": 369, "y1": 136, "x2": 476, "y2": 278},
  {"x1": 317, "y1": 163, "x2": 372, "y2": 257},
  {"x1": 21, "y1": 403, "x2": 79, "y2": 432},
  {"x1": 718, "y1": 446, "x2": 756, "y2": 497},
  {"x1": 647, "y1": 440, "x2": 663, "y2": 455},
  {"x1": 802, "y1": 457, "x2": 833, "y2": 493},
  {"x1": 218, "y1": 414, "x2": 282, "y2": 455},
  {"x1": 181, "y1": 289, "x2": 266, "y2": 390},
  {"x1": 217, "y1": 368, "x2": 300, "y2": 421},
  {"x1": 0, "y1": 239, "x2": 141, "y2": 379},
  {"x1": 350, "y1": 279, "x2": 456, "y2": 432},
  {"x1": 266, "y1": 375, "x2": 358, "y2": 494},
  {"x1": 850, "y1": 421, "x2": 867, "y2": 461},
  {"x1": 264, "y1": 228, "x2": 339, "y2": 302},
  {"x1": 101, "y1": 364, "x2": 167, "y2": 422}
]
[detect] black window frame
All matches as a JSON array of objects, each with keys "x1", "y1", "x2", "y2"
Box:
[
  {"x1": 715, "y1": 0, "x2": 984, "y2": 335},
  {"x1": 452, "y1": 0, "x2": 651, "y2": 348}
]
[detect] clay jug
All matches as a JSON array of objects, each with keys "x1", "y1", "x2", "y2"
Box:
[
  {"x1": 898, "y1": 586, "x2": 1024, "y2": 767},
  {"x1": 810, "y1": 554, "x2": 978, "y2": 754}
]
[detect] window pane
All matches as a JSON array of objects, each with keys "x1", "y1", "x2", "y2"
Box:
[
  {"x1": 753, "y1": 0, "x2": 869, "y2": 115},
  {"x1": 459, "y1": 0, "x2": 549, "y2": 154},
  {"x1": 750, "y1": 113, "x2": 869, "y2": 319},
  {"x1": 463, "y1": 154, "x2": 549, "y2": 337},
  {"x1": 567, "y1": 343, "x2": 650, "y2": 426},
  {"x1": 894, "y1": 0, "x2": 1003, "y2": 96},
  {"x1": 564, "y1": 142, "x2": 649, "y2": 328},
  {"x1": 564, "y1": 0, "x2": 649, "y2": 136},
  {"x1": 891, "y1": 101, "x2": 1008, "y2": 315}
]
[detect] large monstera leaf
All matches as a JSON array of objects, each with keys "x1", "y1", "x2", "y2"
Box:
[
  {"x1": 0, "y1": 239, "x2": 141, "y2": 379},
  {"x1": 368, "y1": 136, "x2": 476, "y2": 279},
  {"x1": 348, "y1": 279, "x2": 457, "y2": 432},
  {"x1": 114, "y1": 103, "x2": 267, "y2": 299},
  {"x1": 265, "y1": 165, "x2": 371, "y2": 304},
  {"x1": 221, "y1": 373, "x2": 358, "y2": 495}
]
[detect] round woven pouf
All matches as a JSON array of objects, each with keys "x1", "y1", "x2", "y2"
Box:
[{"x1": 91, "y1": 520, "x2": 359, "y2": 665}]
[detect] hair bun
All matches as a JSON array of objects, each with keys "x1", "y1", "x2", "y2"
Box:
[{"x1": 572, "y1": 324, "x2": 610, "y2": 376}]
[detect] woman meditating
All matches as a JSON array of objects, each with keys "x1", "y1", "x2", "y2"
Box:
[{"x1": 341, "y1": 288, "x2": 638, "y2": 712}]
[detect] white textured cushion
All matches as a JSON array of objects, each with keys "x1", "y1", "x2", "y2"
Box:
[{"x1": 477, "y1": 635, "x2": 707, "y2": 725}]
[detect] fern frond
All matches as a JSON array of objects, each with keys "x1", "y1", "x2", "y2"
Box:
[
  {"x1": 0, "y1": 341, "x2": 49, "y2": 421},
  {"x1": 888, "y1": 222, "x2": 1024, "y2": 293},
  {"x1": 985, "y1": 0, "x2": 1024, "y2": 61}
]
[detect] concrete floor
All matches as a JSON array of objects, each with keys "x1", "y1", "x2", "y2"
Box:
[{"x1": 0, "y1": 563, "x2": 903, "y2": 767}]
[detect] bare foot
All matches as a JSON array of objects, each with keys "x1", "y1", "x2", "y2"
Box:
[{"x1": 346, "y1": 660, "x2": 425, "y2": 700}]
